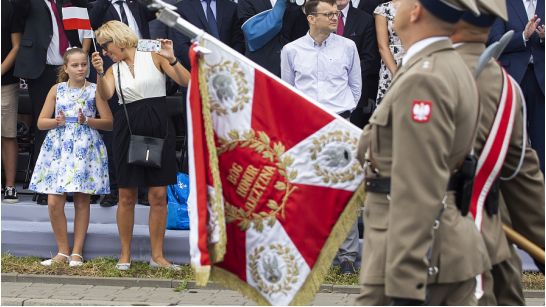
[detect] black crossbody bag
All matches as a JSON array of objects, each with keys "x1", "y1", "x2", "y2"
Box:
[{"x1": 117, "y1": 64, "x2": 167, "y2": 168}]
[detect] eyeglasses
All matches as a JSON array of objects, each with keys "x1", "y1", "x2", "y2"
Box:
[
  {"x1": 98, "y1": 40, "x2": 113, "y2": 52},
  {"x1": 312, "y1": 11, "x2": 341, "y2": 20}
]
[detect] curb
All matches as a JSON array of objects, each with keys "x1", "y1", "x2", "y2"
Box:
[
  {"x1": 2, "y1": 273, "x2": 544, "y2": 297},
  {"x1": 1, "y1": 298, "x2": 171, "y2": 306}
]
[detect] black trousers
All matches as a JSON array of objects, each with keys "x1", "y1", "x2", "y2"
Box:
[{"x1": 27, "y1": 65, "x2": 59, "y2": 169}]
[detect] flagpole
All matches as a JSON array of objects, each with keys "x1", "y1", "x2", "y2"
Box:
[{"x1": 139, "y1": 0, "x2": 205, "y2": 41}]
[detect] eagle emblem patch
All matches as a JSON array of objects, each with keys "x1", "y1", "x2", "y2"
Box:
[{"x1": 412, "y1": 101, "x2": 432, "y2": 123}]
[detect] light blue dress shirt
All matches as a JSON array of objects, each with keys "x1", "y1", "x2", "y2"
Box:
[
  {"x1": 281, "y1": 32, "x2": 362, "y2": 114},
  {"x1": 200, "y1": 0, "x2": 217, "y2": 19}
]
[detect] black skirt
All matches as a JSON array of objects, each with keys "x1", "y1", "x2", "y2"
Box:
[{"x1": 113, "y1": 96, "x2": 177, "y2": 188}]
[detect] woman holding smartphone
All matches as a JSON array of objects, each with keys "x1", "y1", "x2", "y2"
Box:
[{"x1": 91, "y1": 21, "x2": 190, "y2": 270}]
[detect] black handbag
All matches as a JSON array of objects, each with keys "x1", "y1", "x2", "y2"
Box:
[{"x1": 118, "y1": 64, "x2": 167, "y2": 168}]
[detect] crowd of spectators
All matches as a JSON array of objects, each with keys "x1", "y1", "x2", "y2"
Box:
[{"x1": 1, "y1": 0, "x2": 543, "y2": 274}]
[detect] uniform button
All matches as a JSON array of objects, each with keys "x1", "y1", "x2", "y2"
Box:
[
  {"x1": 277, "y1": 50, "x2": 281, "y2": 54},
  {"x1": 49, "y1": 35, "x2": 53, "y2": 38},
  {"x1": 416, "y1": 283, "x2": 424, "y2": 289},
  {"x1": 531, "y1": 47, "x2": 534, "y2": 50}
]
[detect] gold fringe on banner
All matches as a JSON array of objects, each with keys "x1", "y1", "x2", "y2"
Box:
[
  {"x1": 208, "y1": 184, "x2": 366, "y2": 305},
  {"x1": 290, "y1": 183, "x2": 366, "y2": 305},
  {"x1": 196, "y1": 43, "x2": 227, "y2": 264},
  {"x1": 194, "y1": 264, "x2": 211, "y2": 287},
  {"x1": 211, "y1": 266, "x2": 271, "y2": 306}
]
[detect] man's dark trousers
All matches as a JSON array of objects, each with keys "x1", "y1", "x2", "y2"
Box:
[
  {"x1": 522, "y1": 65, "x2": 545, "y2": 173},
  {"x1": 27, "y1": 65, "x2": 59, "y2": 167}
]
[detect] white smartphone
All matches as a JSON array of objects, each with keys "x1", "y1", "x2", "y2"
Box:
[{"x1": 137, "y1": 39, "x2": 162, "y2": 52}]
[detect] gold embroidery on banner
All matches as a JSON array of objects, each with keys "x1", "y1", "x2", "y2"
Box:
[
  {"x1": 248, "y1": 244, "x2": 300, "y2": 297},
  {"x1": 218, "y1": 129, "x2": 298, "y2": 232},
  {"x1": 203, "y1": 57, "x2": 250, "y2": 115},
  {"x1": 309, "y1": 130, "x2": 363, "y2": 183}
]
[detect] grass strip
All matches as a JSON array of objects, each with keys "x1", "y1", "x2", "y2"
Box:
[{"x1": 1, "y1": 253, "x2": 544, "y2": 290}]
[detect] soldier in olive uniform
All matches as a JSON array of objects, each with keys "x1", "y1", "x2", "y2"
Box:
[
  {"x1": 354, "y1": 0, "x2": 491, "y2": 305},
  {"x1": 451, "y1": 0, "x2": 546, "y2": 305}
]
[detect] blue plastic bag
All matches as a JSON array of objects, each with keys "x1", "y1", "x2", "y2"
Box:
[{"x1": 166, "y1": 172, "x2": 190, "y2": 230}]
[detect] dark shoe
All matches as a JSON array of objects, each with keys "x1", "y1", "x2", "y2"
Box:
[
  {"x1": 66, "y1": 194, "x2": 74, "y2": 202},
  {"x1": 36, "y1": 194, "x2": 48, "y2": 205},
  {"x1": 340, "y1": 259, "x2": 356, "y2": 275},
  {"x1": 90, "y1": 195, "x2": 100, "y2": 204},
  {"x1": 138, "y1": 192, "x2": 149, "y2": 206},
  {"x1": 4, "y1": 186, "x2": 19, "y2": 203},
  {"x1": 100, "y1": 193, "x2": 118, "y2": 207}
]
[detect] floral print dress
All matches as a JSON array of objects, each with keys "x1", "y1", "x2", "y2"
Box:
[
  {"x1": 374, "y1": 1, "x2": 406, "y2": 104},
  {"x1": 29, "y1": 82, "x2": 110, "y2": 195}
]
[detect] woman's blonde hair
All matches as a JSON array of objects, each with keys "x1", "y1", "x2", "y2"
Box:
[
  {"x1": 57, "y1": 47, "x2": 87, "y2": 83},
  {"x1": 95, "y1": 20, "x2": 138, "y2": 49}
]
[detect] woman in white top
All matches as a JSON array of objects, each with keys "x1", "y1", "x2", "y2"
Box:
[{"x1": 91, "y1": 21, "x2": 190, "y2": 271}]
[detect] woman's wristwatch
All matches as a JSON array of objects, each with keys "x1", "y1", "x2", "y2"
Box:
[
  {"x1": 84, "y1": 116, "x2": 89, "y2": 125},
  {"x1": 99, "y1": 71, "x2": 105, "y2": 78},
  {"x1": 169, "y1": 58, "x2": 179, "y2": 66}
]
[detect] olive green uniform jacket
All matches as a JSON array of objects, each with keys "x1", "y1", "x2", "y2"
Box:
[{"x1": 356, "y1": 39, "x2": 491, "y2": 301}]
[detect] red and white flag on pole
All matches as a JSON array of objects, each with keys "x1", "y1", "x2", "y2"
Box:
[
  {"x1": 62, "y1": 7, "x2": 92, "y2": 30},
  {"x1": 187, "y1": 35, "x2": 366, "y2": 305}
]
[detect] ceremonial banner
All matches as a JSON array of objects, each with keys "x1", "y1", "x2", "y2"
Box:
[
  {"x1": 62, "y1": 7, "x2": 92, "y2": 30},
  {"x1": 187, "y1": 36, "x2": 366, "y2": 305}
]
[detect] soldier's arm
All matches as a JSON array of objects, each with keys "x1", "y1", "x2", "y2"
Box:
[
  {"x1": 386, "y1": 72, "x2": 455, "y2": 301},
  {"x1": 499, "y1": 92, "x2": 545, "y2": 250}
]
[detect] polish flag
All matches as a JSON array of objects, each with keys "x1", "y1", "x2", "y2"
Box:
[
  {"x1": 62, "y1": 7, "x2": 92, "y2": 30},
  {"x1": 187, "y1": 34, "x2": 366, "y2": 305}
]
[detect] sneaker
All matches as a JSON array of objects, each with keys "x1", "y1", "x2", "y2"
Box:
[
  {"x1": 4, "y1": 186, "x2": 19, "y2": 203},
  {"x1": 100, "y1": 193, "x2": 118, "y2": 207},
  {"x1": 340, "y1": 259, "x2": 356, "y2": 275},
  {"x1": 138, "y1": 192, "x2": 149, "y2": 206},
  {"x1": 90, "y1": 195, "x2": 100, "y2": 204},
  {"x1": 36, "y1": 193, "x2": 48, "y2": 205}
]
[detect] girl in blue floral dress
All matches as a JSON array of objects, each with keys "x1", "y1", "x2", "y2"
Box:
[{"x1": 29, "y1": 48, "x2": 113, "y2": 267}]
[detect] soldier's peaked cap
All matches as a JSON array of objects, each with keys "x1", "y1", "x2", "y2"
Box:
[
  {"x1": 419, "y1": 0, "x2": 480, "y2": 23},
  {"x1": 461, "y1": 0, "x2": 508, "y2": 27}
]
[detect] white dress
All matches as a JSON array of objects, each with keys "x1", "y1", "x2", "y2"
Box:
[{"x1": 29, "y1": 82, "x2": 110, "y2": 195}]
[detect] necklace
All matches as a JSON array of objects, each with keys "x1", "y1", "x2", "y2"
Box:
[{"x1": 66, "y1": 80, "x2": 86, "y2": 101}]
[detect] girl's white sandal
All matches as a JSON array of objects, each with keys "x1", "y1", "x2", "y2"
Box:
[{"x1": 41, "y1": 253, "x2": 70, "y2": 266}]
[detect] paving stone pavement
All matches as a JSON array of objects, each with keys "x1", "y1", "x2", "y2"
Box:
[{"x1": 2, "y1": 282, "x2": 544, "y2": 306}]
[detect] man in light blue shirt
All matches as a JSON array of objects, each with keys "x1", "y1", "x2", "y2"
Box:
[
  {"x1": 281, "y1": 0, "x2": 362, "y2": 276},
  {"x1": 280, "y1": 0, "x2": 361, "y2": 118}
]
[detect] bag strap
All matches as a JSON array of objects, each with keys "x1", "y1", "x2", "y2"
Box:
[
  {"x1": 118, "y1": 64, "x2": 133, "y2": 136},
  {"x1": 117, "y1": 63, "x2": 169, "y2": 139}
]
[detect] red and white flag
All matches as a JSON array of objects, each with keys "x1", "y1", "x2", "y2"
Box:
[
  {"x1": 187, "y1": 36, "x2": 365, "y2": 305},
  {"x1": 62, "y1": 7, "x2": 92, "y2": 31}
]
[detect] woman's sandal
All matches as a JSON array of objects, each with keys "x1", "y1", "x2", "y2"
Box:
[
  {"x1": 150, "y1": 258, "x2": 181, "y2": 270},
  {"x1": 69, "y1": 254, "x2": 84, "y2": 267},
  {"x1": 41, "y1": 253, "x2": 70, "y2": 266},
  {"x1": 115, "y1": 261, "x2": 131, "y2": 271}
]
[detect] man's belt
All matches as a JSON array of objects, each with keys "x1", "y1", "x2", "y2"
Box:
[{"x1": 364, "y1": 177, "x2": 460, "y2": 193}]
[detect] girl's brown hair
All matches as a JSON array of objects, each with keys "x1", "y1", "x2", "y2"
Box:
[{"x1": 57, "y1": 47, "x2": 88, "y2": 83}]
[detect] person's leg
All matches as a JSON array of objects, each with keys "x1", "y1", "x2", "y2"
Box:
[
  {"x1": 354, "y1": 284, "x2": 391, "y2": 306},
  {"x1": 523, "y1": 68, "x2": 545, "y2": 174},
  {"x1": 337, "y1": 221, "x2": 359, "y2": 274},
  {"x1": 72, "y1": 192, "x2": 91, "y2": 261},
  {"x1": 47, "y1": 193, "x2": 71, "y2": 261},
  {"x1": 428, "y1": 278, "x2": 477, "y2": 306},
  {"x1": 117, "y1": 187, "x2": 138, "y2": 264},
  {"x1": 1, "y1": 137, "x2": 18, "y2": 186},
  {"x1": 1, "y1": 83, "x2": 20, "y2": 188},
  {"x1": 100, "y1": 97, "x2": 121, "y2": 207},
  {"x1": 26, "y1": 66, "x2": 58, "y2": 168},
  {"x1": 148, "y1": 185, "x2": 171, "y2": 266},
  {"x1": 478, "y1": 270, "x2": 497, "y2": 306},
  {"x1": 491, "y1": 245, "x2": 526, "y2": 306}
]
